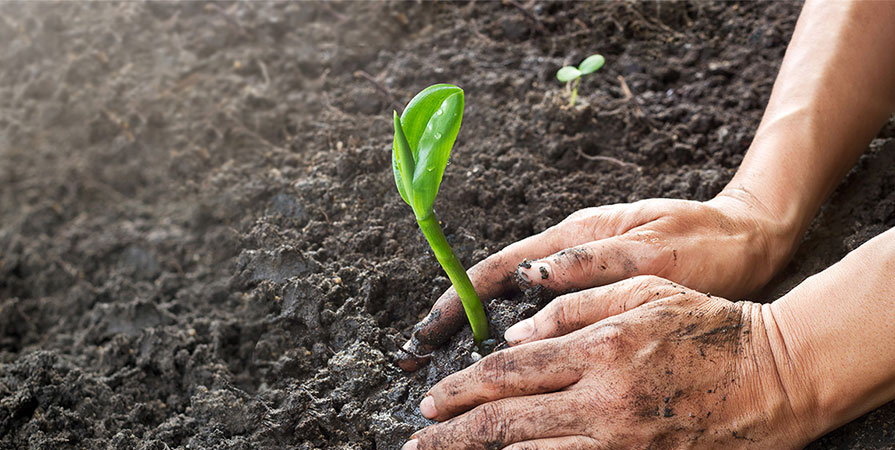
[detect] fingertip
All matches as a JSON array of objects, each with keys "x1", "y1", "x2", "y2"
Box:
[
  {"x1": 419, "y1": 395, "x2": 438, "y2": 419},
  {"x1": 532, "y1": 262, "x2": 551, "y2": 280},
  {"x1": 504, "y1": 318, "x2": 534, "y2": 345},
  {"x1": 397, "y1": 339, "x2": 432, "y2": 372},
  {"x1": 515, "y1": 261, "x2": 551, "y2": 289},
  {"x1": 397, "y1": 355, "x2": 428, "y2": 372}
]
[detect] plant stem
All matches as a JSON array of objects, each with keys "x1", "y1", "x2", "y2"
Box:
[
  {"x1": 570, "y1": 77, "x2": 580, "y2": 106},
  {"x1": 416, "y1": 212, "x2": 489, "y2": 343}
]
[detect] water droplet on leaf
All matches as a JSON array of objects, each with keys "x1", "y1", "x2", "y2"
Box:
[{"x1": 434, "y1": 132, "x2": 442, "y2": 139}]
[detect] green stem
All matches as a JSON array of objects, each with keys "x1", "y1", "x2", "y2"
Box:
[
  {"x1": 570, "y1": 78, "x2": 580, "y2": 106},
  {"x1": 416, "y1": 212, "x2": 489, "y2": 344}
]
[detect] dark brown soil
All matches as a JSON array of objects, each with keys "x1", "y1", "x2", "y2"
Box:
[{"x1": 1, "y1": 1, "x2": 893, "y2": 449}]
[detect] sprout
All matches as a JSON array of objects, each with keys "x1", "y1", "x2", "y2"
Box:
[
  {"x1": 392, "y1": 84, "x2": 489, "y2": 344},
  {"x1": 556, "y1": 54, "x2": 605, "y2": 106}
]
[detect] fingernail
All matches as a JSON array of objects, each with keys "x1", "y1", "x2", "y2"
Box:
[
  {"x1": 505, "y1": 318, "x2": 533, "y2": 344},
  {"x1": 398, "y1": 335, "x2": 435, "y2": 372},
  {"x1": 402, "y1": 439, "x2": 418, "y2": 450},
  {"x1": 419, "y1": 395, "x2": 438, "y2": 419},
  {"x1": 532, "y1": 262, "x2": 550, "y2": 279},
  {"x1": 515, "y1": 261, "x2": 551, "y2": 289}
]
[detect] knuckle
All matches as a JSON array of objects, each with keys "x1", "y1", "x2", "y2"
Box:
[
  {"x1": 562, "y1": 206, "x2": 601, "y2": 223},
  {"x1": 587, "y1": 323, "x2": 626, "y2": 357},
  {"x1": 625, "y1": 228, "x2": 662, "y2": 247},
  {"x1": 490, "y1": 246, "x2": 519, "y2": 272},
  {"x1": 476, "y1": 351, "x2": 511, "y2": 394},
  {"x1": 626, "y1": 274, "x2": 664, "y2": 293},
  {"x1": 552, "y1": 245, "x2": 596, "y2": 275},
  {"x1": 579, "y1": 390, "x2": 611, "y2": 421},
  {"x1": 553, "y1": 294, "x2": 582, "y2": 329},
  {"x1": 504, "y1": 444, "x2": 537, "y2": 450},
  {"x1": 560, "y1": 208, "x2": 609, "y2": 239},
  {"x1": 472, "y1": 402, "x2": 510, "y2": 444},
  {"x1": 413, "y1": 427, "x2": 441, "y2": 449},
  {"x1": 540, "y1": 226, "x2": 570, "y2": 253},
  {"x1": 626, "y1": 229, "x2": 675, "y2": 270}
]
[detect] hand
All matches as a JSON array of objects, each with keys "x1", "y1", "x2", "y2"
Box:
[
  {"x1": 403, "y1": 276, "x2": 812, "y2": 449},
  {"x1": 399, "y1": 190, "x2": 797, "y2": 371}
]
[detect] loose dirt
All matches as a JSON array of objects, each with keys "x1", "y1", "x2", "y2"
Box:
[{"x1": 1, "y1": 2, "x2": 893, "y2": 449}]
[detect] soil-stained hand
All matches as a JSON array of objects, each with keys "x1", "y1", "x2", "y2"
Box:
[
  {"x1": 399, "y1": 192, "x2": 796, "y2": 370},
  {"x1": 403, "y1": 276, "x2": 812, "y2": 450}
]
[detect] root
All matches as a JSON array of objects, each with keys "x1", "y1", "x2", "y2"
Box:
[{"x1": 576, "y1": 148, "x2": 643, "y2": 172}]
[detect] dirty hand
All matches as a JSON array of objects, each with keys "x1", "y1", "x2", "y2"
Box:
[
  {"x1": 406, "y1": 227, "x2": 895, "y2": 449},
  {"x1": 403, "y1": 275, "x2": 812, "y2": 449},
  {"x1": 399, "y1": 190, "x2": 796, "y2": 370},
  {"x1": 400, "y1": 0, "x2": 895, "y2": 371}
]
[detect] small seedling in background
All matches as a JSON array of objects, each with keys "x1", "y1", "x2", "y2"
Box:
[
  {"x1": 391, "y1": 84, "x2": 490, "y2": 345},
  {"x1": 556, "y1": 54, "x2": 605, "y2": 106}
]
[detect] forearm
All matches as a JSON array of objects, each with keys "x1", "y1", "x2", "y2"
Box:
[
  {"x1": 718, "y1": 0, "x2": 895, "y2": 264},
  {"x1": 768, "y1": 228, "x2": 895, "y2": 441}
]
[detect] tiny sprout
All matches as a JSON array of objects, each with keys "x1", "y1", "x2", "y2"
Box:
[
  {"x1": 392, "y1": 84, "x2": 489, "y2": 344},
  {"x1": 556, "y1": 54, "x2": 605, "y2": 106}
]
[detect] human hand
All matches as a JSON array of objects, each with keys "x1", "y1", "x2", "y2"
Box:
[
  {"x1": 399, "y1": 190, "x2": 798, "y2": 371},
  {"x1": 403, "y1": 276, "x2": 813, "y2": 449}
]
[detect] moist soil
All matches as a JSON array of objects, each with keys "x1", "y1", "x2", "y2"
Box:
[{"x1": 1, "y1": 1, "x2": 893, "y2": 449}]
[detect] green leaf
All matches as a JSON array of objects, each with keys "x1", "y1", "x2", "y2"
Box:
[
  {"x1": 578, "y1": 54, "x2": 605, "y2": 75},
  {"x1": 556, "y1": 66, "x2": 581, "y2": 82},
  {"x1": 411, "y1": 90, "x2": 464, "y2": 215},
  {"x1": 400, "y1": 84, "x2": 464, "y2": 163},
  {"x1": 389, "y1": 84, "x2": 488, "y2": 342},
  {"x1": 393, "y1": 84, "x2": 465, "y2": 217},
  {"x1": 392, "y1": 111, "x2": 415, "y2": 207}
]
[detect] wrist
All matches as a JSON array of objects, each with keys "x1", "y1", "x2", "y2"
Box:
[
  {"x1": 758, "y1": 302, "x2": 825, "y2": 444},
  {"x1": 768, "y1": 231, "x2": 895, "y2": 441},
  {"x1": 707, "y1": 187, "x2": 804, "y2": 283},
  {"x1": 720, "y1": 301, "x2": 815, "y2": 448}
]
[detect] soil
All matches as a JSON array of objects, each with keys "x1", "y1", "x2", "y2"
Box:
[{"x1": 1, "y1": 1, "x2": 893, "y2": 449}]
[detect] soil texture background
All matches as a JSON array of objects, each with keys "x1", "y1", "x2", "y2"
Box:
[{"x1": 1, "y1": 1, "x2": 893, "y2": 449}]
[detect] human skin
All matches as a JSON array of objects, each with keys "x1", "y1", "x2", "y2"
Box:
[
  {"x1": 404, "y1": 228, "x2": 895, "y2": 449},
  {"x1": 400, "y1": 0, "x2": 895, "y2": 447},
  {"x1": 399, "y1": 0, "x2": 895, "y2": 373}
]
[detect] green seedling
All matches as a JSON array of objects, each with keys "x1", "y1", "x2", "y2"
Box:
[
  {"x1": 556, "y1": 54, "x2": 605, "y2": 106},
  {"x1": 392, "y1": 84, "x2": 489, "y2": 344}
]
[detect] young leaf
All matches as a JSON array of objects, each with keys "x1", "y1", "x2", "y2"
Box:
[
  {"x1": 393, "y1": 86, "x2": 459, "y2": 210},
  {"x1": 392, "y1": 111, "x2": 415, "y2": 207},
  {"x1": 556, "y1": 66, "x2": 581, "y2": 82},
  {"x1": 392, "y1": 84, "x2": 465, "y2": 218},
  {"x1": 578, "y1": 54, "x2": 605, "y2": 75},
  {"x1": 410, "y1": 91, "x2": 464, "y2": 216},
  {"x1": 388, "y1": 84, "x2": 490, "y2": 345},
  {"x1": 400, "y1": 84, "x2": 464, "y2": 162}
]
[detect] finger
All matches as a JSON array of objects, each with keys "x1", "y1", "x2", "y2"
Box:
[
  {"x1": 505, "y1": 276, "x2": 680, "y2": 345},
  {"x1": 502, "y1": 436, "x2": 604, "y2": 450},
  {"x1": 514, "y1": 231, "x2": 672, "y2": 294},
  {"x1": 422, "y1": 337, "x2": 585, "y2": 421},
  {"x1": 411, "y1": 391, "x2": 594, "y2": 450},
  {"x1": 399, "y1": 225, "x2": 596, "y2": 371}
]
